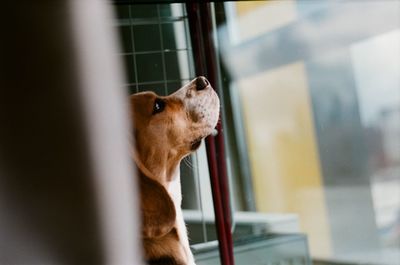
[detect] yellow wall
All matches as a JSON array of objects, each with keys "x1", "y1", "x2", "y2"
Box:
[
  {"x1": 238, "y1": 62, "x2": 332, "y2": 257},
  {"x1": 235, "y1": 1, "x2": 267, "y2": 16},
  {"x1": 234, "y1": 1, "x2": 297, "y2": 43}
]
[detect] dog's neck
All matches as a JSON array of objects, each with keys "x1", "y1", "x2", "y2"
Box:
[{"x1": 134, "y1": 146, "x2": 183, "y2": 185}]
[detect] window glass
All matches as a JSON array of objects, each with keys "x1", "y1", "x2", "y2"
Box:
[{"x1": 217, "y1": 1, "x2": 400, "y2": 264}]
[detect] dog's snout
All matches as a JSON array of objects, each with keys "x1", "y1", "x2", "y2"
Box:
[{"x1": 196, "y1": 76, "x2": 209, "y2": 91}]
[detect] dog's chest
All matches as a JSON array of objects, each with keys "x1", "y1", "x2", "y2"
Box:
[{"x1": 167, "y1": 173, "x2": 182, "y2": 206}]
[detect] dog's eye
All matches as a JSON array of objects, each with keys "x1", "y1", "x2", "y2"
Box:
[{"x1": 153, "y1": 98, "x2": 165, "y2": 114}]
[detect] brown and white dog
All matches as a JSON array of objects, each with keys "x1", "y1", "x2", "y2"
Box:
[{"x1": 130, "y1": 77, "x2": 220, "y2": 265}]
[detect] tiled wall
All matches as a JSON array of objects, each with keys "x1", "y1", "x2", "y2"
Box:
[{"x1": 115, "y1": 4, "x2": 194, "y2": 96}]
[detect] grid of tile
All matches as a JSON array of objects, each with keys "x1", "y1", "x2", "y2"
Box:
[{"x1": 115, "y1": 3, "x2": 195, "y2": 95}]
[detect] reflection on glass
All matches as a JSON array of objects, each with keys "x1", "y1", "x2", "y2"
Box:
[
  {"x1": 351, "y1": 30, "x2": 400, "y2": 250},
  {"x1": 218, "y1": 1, "x2": 400, "y2": 264}
]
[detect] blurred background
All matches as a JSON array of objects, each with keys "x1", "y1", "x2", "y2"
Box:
[{"x1": 218, "y1": 1, "x2": 400, "y2": 264}]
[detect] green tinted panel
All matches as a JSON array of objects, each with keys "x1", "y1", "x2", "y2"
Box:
[
  {"x1": 136, "y1": 53, "x2": 164, "y2": 82},
  {"x1": 159, "y1": 4, "x2": 172, "y2": 18},
  {"x1": 133, "y1": 24, "x2": 161, "y2": 52},
  {"x1": 121, "y1": 55, "x2": 135, "y2": 83},
  {"x1": 167, "y1": 81, "x2": 187, "y2": 94},
  {"x1": 131, "y1": 5, "x2": 158, "y2": 18},
  {"x1": 162, "y1": 21, "x2": 187, "y2": 50},
  {"x1": 115, "y1": 5, "x2": 130, "y2": 19},
  {"x1": 138, "y1": 83, "x2": 165, "y2": 96},
  {"x1": 118, "y1": 26, "x2": 132, "y2": 53}
]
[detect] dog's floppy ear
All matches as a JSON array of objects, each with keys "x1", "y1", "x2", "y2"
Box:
[{"x1": 138, "y1": 168, "x2": 176, "y2": 239}]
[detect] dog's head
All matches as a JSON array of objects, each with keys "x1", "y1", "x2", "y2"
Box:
[{"x1": 130, "y1": 76, "x2": 220, "y2": 182}]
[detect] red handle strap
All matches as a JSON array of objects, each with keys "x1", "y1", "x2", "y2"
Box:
[{"x1": 186, "y1": 2, "x2": 235, "y2": 265}]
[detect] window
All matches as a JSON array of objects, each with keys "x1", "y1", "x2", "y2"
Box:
[
  {"x1": 217, "y1": 1, "x2": 400, "y2": 264},
  {"x1": 114, "y1": 1, "x2": 400, "y2": 265}
]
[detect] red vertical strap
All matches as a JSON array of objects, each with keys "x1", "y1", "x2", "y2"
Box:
[
  {"x1": 186, "y1": 2, "x2": 235, "y2": 265},
  {"x1": 199, "y1": 3, "x2": 235, "y2": 265},
  {"x1": 204, "y1": 136, "x2": 231, "y2": 265}
]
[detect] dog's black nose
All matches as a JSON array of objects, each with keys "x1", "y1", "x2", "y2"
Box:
[{"x1": 196, "y1": 76, "x2": 209, "y2": 90}]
